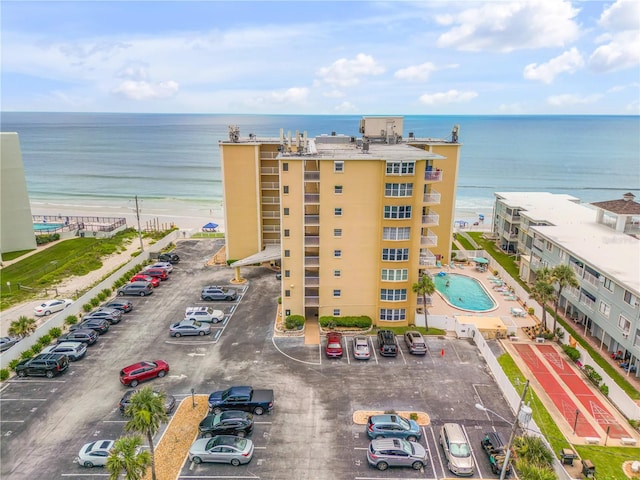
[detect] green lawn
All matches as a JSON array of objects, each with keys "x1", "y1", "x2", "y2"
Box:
[
  {"x1": 454, "y1": 235, "x2": 475, "y2": 250},
  {"x1": 191, "y1": 232, "x2": 225, "y2": 239},
  {"x1": 1, "y1": 249, "x2": 36, "y2": 262}
]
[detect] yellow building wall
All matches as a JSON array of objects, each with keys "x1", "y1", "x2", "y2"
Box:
[{"x1": 430, "y1": 144, "x2": 460, "y2": 265}]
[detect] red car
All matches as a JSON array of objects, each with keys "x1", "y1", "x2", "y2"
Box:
[
  {"x1": 141, "y1": 267, "x2": 168, "y2": 281},
  {"x1": 119, "y1": 360, "x2": 170, "y2": 387},
  {"x1": 325, "y1": 332, "x2": 343, "y2": 358},
  {"x1": 130, "y1": 274, "x2": 160, "y2": 288}
]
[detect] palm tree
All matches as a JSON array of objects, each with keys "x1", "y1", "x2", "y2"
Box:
[
  {"x1": 106, "y1": 435, "x2": 151, "y2": 480},
  {"x1": 550, "y1": 264, "x2": 579, "y2": 335},
  {"x1": 124, "y1": 387, "x2": 167, "y2": 480},
  {"x1": 530, "y1": 278, "x2": 555, "y2": 335},
  {"x1": 8, "y1": 316, "x2": 37, "y2": 337},
  {"x1": 412, "y1": 274, "x2": 436, "y2": 331}
]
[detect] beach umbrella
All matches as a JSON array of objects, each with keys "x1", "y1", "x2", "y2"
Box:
[
  {"x1": 472, "y1": 257, "x2": 489, "y2": 264},
  {"x1": 202, "y1": 222, "x2": 219, "y2": 232}
]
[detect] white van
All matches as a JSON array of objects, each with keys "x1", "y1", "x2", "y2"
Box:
[{"x1": 439, "y1": 423, "x2": 475, "y2": 476}]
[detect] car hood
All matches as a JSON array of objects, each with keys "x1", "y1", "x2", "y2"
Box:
[
  {"x1": 189, "y1": 437, "x2": 211, "y2": 454},
  {"x1": 411, "y1": 442, "x2": 428, "y2": 459},
  {"x1": 208, "y1": 391, "x2": 223, "y2": 404}
]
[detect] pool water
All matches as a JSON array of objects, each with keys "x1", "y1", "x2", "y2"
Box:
[
  {"x1": 33, "y1": 222, "x2": 63, "y2": 231},
  {"x1": 434, "y1": 273, "x2": 497, "y2": 312}
]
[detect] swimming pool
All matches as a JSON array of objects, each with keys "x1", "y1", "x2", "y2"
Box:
[
  {"x1": 434, "y1": 273, "x2": 497, "y2": 312},
  {"x1": 33, "y1": 222, "x2": 63, "y2": 231}
]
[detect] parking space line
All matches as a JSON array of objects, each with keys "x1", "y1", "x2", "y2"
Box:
[
  {"x1": 461, "y1": 424, "x2": 483, "y2": 479},
  {"x1": 178, "y1": 476, "x2": 259, "y2": 479},
  {"x1": 0, "y1": 420, "x2": 25, "y2": 423},
  {"x1": 270, "y1": 337, "x2": 321, "y2": 366},
  {"x1": 370, "y1": 338, "x2": 378, "y2": 364},
  {"x1": 423, "y1": 426, "x2": 436, "y2": 475},
  {"x1": 344, "y1": 338, "x2": 351, "y2": 365},
  {"x1": 0, "y1": 398, "x2": 47, "y2": 401},
  {"x1": 102, "y1": 420, "x2": 127, "y2": 423},
  {"x1": 61, "y1": 474, "x2": 110, "y2": 477},
  {"x1": 397, "y1": 338, "x2": 407, "y2": 364},
  {"x1": 6, "y1": 379, "x2": 66, "y2": 384},
  {"x1": 429, "y1": 426, "x2": 446, "y2": 478}
]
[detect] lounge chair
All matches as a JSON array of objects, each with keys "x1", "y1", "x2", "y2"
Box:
[{"x1": 505, "y1": 295, "x2": 517, "y2": 301}]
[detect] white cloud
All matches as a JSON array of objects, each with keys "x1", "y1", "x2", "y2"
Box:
[
  {"x1": 625, "y1": 99, "x2": 640, "y2": 113},
  {"x1": 394, "y1": 62, "x2": 438, "y2": 81},
  {"x1": 112, "y1": 80, "x2": 179, "y2": 100},
  {"x1": 322, "y1": 90, "x2": 346, "y2": 98},
  {"x1": 334, "y1": 101, "x2": 358, "y2": 113},
  {"x1": 523, "y1": 47, "x2": 584, "y2": 84},
  {"x1": 268, "y1": 87, "x2": 310, "y2": 104},
  {"x1": 546, "y1": 93, "x2": 602, "y2": 106},
  {"x1": 116, "y1": 63, "x2": 151, "y2": 81},
  {"x1": 436, "y1": 0, "x2": 580, "y2": 52},
  {"x1": 316, "y1": 53, "x2": 385, "y2": 87},
  {"x1": 498, "y1": 103, "x2": 526, "y2": 114},
  {"x1": 419, "y1": 89, "x2": 478, "y2": 105},
  {"x1": 589, "y1": 30, "x2": 640, "y2": 73},
  {"x1": 599, "y1": 0, "x2": 640, "y2": 31},
  {"x1": 607, "y1": 81, "x2": 640, "y2": 93}
]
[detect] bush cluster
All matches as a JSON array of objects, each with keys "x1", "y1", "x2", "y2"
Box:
[
  {"x1": 35, "y1": 233, "x2": 60, "y2": 245},
  {"x1": 584, "y1": 365, "x2": 603, "y2": 386},
  {"x1": 319, "y1": 316, "x2": 372, "y2": 329},
  {"x1": 284, "y1": 315, "x2": 305, "y2": 330},
  {"x1": 562, "y1": 344, "x2": 580, "y2": 362}
]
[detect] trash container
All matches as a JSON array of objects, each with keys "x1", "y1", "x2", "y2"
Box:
[
  {"x1": 560, "y1": 448, "x2": 577, "y2": 466},
  {"x1": 582, "y1": 459, "x2": 595, "y2": 478}
]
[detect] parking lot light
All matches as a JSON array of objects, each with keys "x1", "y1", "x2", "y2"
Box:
[{"x1": 191, "y1": 388, "x2": 196, "y2": 408}]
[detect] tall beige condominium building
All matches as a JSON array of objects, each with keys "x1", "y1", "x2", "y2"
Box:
[
  {"x1": 0, "y1": 133, "x2": 36, "y2": 255},
  {"x1": 220, "y1": 117, "x2": 461, "y2": 326}
]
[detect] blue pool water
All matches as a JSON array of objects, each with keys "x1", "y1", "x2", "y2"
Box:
[
  {"x1": 434, "y1": 273, "x2": 497, "y2": 312},
  {"x1": 33, "y1": 222, "x2": 63, "y2": 231}
]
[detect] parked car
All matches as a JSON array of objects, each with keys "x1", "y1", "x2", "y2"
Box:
[
  {"x1": 184, "y1": 306, "x2": 225, "y2": 323},
  {"x1": 157, "y1": 252, "x2": 180, "y2": 263},
  {"x1": 325, "y1": 331, "x2": 343, "y2": 358},
  {"x1": 70, "y1": 318, "x2": 110, "y2": 335},
  {"x1": 102, "y1": 299, "x2": 133, "y2": 313},
  {"x1": 119, "y1": 360, "x2": 170, "y2": 387},
  {"x1": 201, "y1": 286, "x2": 238, "y2": 301},
  {"x1": 404, "y1": 331, "x2": 427, "y2": 355},
  {"x1": 377, "y1": 330, "x2": 398, "y2": 357},
  {"x1": 147, "y1": 261, "x2": 173, "y2": 273},
  {"x1": 85, "y1": 308, "x2": 122, "y2": 324},
  {"x1": 117, "y1": 281, "x2": 153, "y2": 297},
  {"x1": 169, "y1": 320, "x2": 211, "y2": 337},
  {"x1": 353, "y1": 336, "x2": 371, "y2": 360},
  {"x1": 367, "y1": 414, "x2": 422, "y2": 441},
  {"x1": 188, "y1": 435, "x2": 254, "y2": 465},
  {"x1": 15, "y1": 353, "x2": 69, "y2": 378},
  {"x1": 34, "y1": 299, "x2": 73, "y2": 316},
  {"x1": 77, "y1": 439, "x2": 115, "y2": 468},
  {"x1": 440, "y1": 422, "x2": 475, "y2": 476},
  {"x1": 0, "y1": 336, "x2": 21, "y2": 352},
  {"x1": 119, "y1": 389, "x2": 176, "y2": 415},
  {"x1": 208, "y1": 386, "x2": 274, "y2": 415},
  {"x1": 367, "y1": 438, "x2": 428, "y2": 471},
  {"x1": 198, "y1": 411, "x2": 254, "y2": 438},
  {"x1": 130, "y1": 274, "x2": 160, "y2": 288},
  {"x1": 140, "y1": 267, "x2": 168, "y2": 281},
  {"x1": 57, "y1": 329, "x2": 98, "y2": 346},
  {"x1": 42, "y1": 341, "x2": 87, "y2": 361}
]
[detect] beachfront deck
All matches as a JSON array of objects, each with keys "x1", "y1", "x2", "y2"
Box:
[{"x1": 33, "y1": 215, "x2": 127, "y2": 235}]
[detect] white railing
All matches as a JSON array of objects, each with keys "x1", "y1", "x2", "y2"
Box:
[
  {"x1": 261, "y1": 197, "x2": 280, "y2": 205},
  {"x1": 260, "y1": 152, "x2": 278, "y2": 160},
  {"x1": 262, "y1": 225, "x2": 280, "y2": 232},
  {"x1": 421, "y1": 233, "x2": 437, "y2": 246},
  {"x1": 262, "y1": 211, "x2": 280, "y2": 218},
  {"x1": 261, "y1": 181, "x2": 279, "y2": 190},
  {"x1": 583, "y1": 270, "x2": 599, "y2": 287},
  {"x1": 260, "y1": 166, "x2": 279, "y2": 174},
  {"x1": 304, "y1": 171, "x2": 319, "y2": 181},
  {"x1": 305, "y1": 296, "x2": 319, "y2": 306},
  {"x1": 304, "y1": 236, "x2": 319, "y2": 246},
  {"x1": 423, "y1": 191, "x2": 441, "y2": 204},
  {"x1": 304, "y1": 194, "x2": 320, "y2": 203},
  {"x1": 304, "y1": 215, "x2": 319, "y2": 225},
  {"x1": 304, "y1": 256, "x2": 319, "y2": 267},
  {"x1": 421, "y1": 214, "x2": 439, "y2": 226},
  {"x1": 424, "y1": 170, "x2": 443, "y2": 181},
  {"x1": 579, "y1": 293, "x2": 595, "y2": 310},
  {"x1": 263, "y1": 239, "x2": 280, "y2": 245},
  {"x1": 305, "y1": 277, "x2": 320, "y2": 286}
]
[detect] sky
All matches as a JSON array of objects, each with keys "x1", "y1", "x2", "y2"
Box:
[{"x1": 1, "y1": 0, "x2": 639, "y2": 115}]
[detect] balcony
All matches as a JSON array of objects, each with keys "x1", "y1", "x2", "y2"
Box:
[
  {"x1": 262, "y1": 196, "x2": 280, "y2": 205},
  {"x1": 532, "y1": 239, "x2": 544, "y2": 251},
  {"x1": 583, "y1": 270, "x2": 599, "y2": 287},
  {"x1": 262, "y1": 211, "x2": 280, "y2": 218},
  {"x1": 579, "y1": 293, "x2": 595, "y2": 310},
  {"x1": 262, "y1": 225, "x2": 280, "y2": 232},
  {"x1": 420, "y1": 231, "x2": 437, "y2": 246},
  {"x1": 421, "y1": 214, "x2": 439, "y2": 226},
  {"x1": 304, "y1": 215, "x2": 320, "y2": 226},
  {"x1": 260, "y1": 152, "x2": 278, "y2": 160},
  {"x1": 419, "y1": 249, "x2": 436, "y2": 267},
  {"x1": 423, "y1": 191, "x2": 441, "y2": 205},
  {"x1": 304, "y1": 235, "x2": 319, "y2": 246},
  {"x1": 571, "y1": 263, "x2": 584, "y2": 278},
  {"x1": 304, "y1": 193, "x2": 320, "y2": 203},
  {"x1": 261, "y1": 181, "x2": 279, "y2": 190},
  {"x1": 304, "y1": 171, "x2": 320, "y2": 181},
  {"x1": 261, "y1": 166, "x2": 279, "y2": 174},
  {"x1": 304, "y1": 256, "x2": 319, "y2": 267},
  {"x1": 305, "y1": 276, "x2": 320, "y2": 286},
  {"x1": 264, "y1": 239, "x2": 280, "y2": 245},
  {"x1": 305, "y1": 296, "x2": 319, "y2": 306},
  {"x1": 424, "y1": 170, "x2": 443, "y2": 182}
]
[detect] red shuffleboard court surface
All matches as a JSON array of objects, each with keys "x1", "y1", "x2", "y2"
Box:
[
  {"x1": 536, "y1": 344, "x2": 628, "y2": 439},
  {"x1": 513, "y1": 343, "x2": 599, "y2": 438}
]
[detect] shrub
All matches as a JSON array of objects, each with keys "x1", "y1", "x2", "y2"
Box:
[
  {"x1": 96, "y1": 292, "x2": 107, "y2": 301},
  {"x1": 584, "y1": 365, "x2": 602, "y2": 387},
  {"x1": 527, "y1": 307, "x2": 535, "y2": 315},
  {"x1": 31, "y1": 344, "x2": 43, "y2": 355},
  {"x1": 48, "y1": 327, "x2": 62, "y2": 338},
  {"x1": 284, "y1": 315, "x2": 305, "y2": 330},
  {"x1": 319, "y1": 316, "x2": 373, "y2": 329},
  {"x1": 90, "y1": 297, "x2": 100, "y2": 307},
  {"x1": 600, "y1": 383, "x2": 609, "y2": 396},
  {"x1": 101, "y1": 288, "x2": 112, "y2": 296},
  {"x1": 65, "y1": 315, "x2": 78, "y2": 325},
  {"x1": 0, "y1": 369, "x2": 9, "y2": 381},
  {"x1": 277, "y1": 296, "x2": 282, "y2": 305},
  {"x1": 83, "y1": 303, "x2": 92, "y2": 312},
  {"x1": 8, "y1": 359, "x2": 20, "y2": 371},
  {"x1": 38, "y1": 334, "x2": 52, "y2": 346},
  {"x1": 513, "y1": 435, "x2": 554, "y2": 468},
  {"x1": 562, "y1": 345, "x2": 580, "y2": 362},
  {"x1": 409, "y1": 413, "x2": 418, "y2": 421},
  {"x1": 20, "y1": 350, "x2": 34, "y2": 360}
]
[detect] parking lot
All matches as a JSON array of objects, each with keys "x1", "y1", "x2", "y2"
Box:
[{"x1": 1, "y1": 238, "x2": 515, "y2": 479}]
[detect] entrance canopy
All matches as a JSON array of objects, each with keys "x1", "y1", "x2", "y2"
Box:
[{"x1": 230, "y1": 244, "x2": 281, "y2": 267}]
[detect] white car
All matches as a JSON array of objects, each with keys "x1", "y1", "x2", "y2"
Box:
[
  {"x1": 34, "y1": 299, "x2": 74, "y2": 316},
  {"x1": 77, "y1": 439, "x2": 115, "y2": 468},
  {"x1": 147, "y1": 262, "x2": 173, "y2": 273},
  {"x1": 42, "y1": 341, "x2": 87, "y2": 361},
  {"x1": 185, "y1": 306, "x2": 225, "y2": 324}
]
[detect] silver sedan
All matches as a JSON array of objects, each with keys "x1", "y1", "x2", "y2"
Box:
[
  {"x1": 169, "y1": 320, "x2": 211, "y2": 337},
  {"x1": 188, "y1": 435, "x2": 254, "y2": 465}
]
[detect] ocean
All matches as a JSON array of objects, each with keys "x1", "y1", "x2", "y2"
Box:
[{"x1": 1, "y1": 112, "x2": 638, "y2": 228}]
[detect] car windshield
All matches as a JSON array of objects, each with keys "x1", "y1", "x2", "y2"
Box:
[
  {"x1": 450, "y1": 442, "x2": 471, "y2": 457},
  {"x1": 208, "y1": 436, "x2": 247, "y2": 449},
  {"x1": 396, "y1": 416, "x2": 410, "y2": 429},
  {"x1": 328, "y1": 342, "x2": 341, "y2": 348}
]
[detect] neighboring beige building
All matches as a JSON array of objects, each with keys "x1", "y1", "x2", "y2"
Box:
[
  {"x1": 220, "y1": 117, "x2": 461, "y2": 326},
  {"x1": 0, "y1": 133, "x2": 36, "y2": 255}
]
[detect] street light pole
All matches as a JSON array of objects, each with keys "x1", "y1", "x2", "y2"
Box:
[
  {"x1": 500, "y1": 380, "x2": 529, "y2": 480},
  {"x1": 134, "y1": 195, "x2": 144, "y2": 252},
  {"x1": 573, "y1": 409, "x2": 580, "y2": 435}
]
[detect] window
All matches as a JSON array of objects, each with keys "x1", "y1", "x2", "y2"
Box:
[
  {"x1": 334, "y1": 228, "x2": 342, "y2": 237},
  {"x1": 285, "y1": 270, "x2": 290, "y2": 278},
  {"x1": 283, "y1": 207, "x2": 290, "y2": 216},
  {"x1": 381, "y1": 269, "x2": 408, "y2": 281},
  {"x1": 618, "y1": 314, "x2": 631, "y2": 333},
  {"x1": 333, "y1": 309, "x2": 341, "y2": 316},
  {"x1": 624, "y1": 290, "x2": 639, "y2": 307},
  {"x1": 285, "y1": 290, "x2": 291, "y2": 297},
  {"x1": 384, "y1": 183, "x2": 413, "y2": 197},
  {"x1": 386, "y1": 161, "x2": 415, "y2": 175},
  {"x1": 383, "y1": 227, "x2": 411, "y2": 240},
  {"x1": 334, "y1": 249, "x2": 342, "y2": 258},
  {"x1": 333, "y1": 289, "x2": 341, "y2": 297},
  {"x1": 602, "y1": 277, "x2": 613, "y2": 292},
  {"x1": 284, "y1": 229, "x2": 290, "y2": 237},
  {"x1": 334, "y1": 161, "x2": 344, "y2": 173},
  {"x1": 380, "y1": 289, "x2": 407, "y2": 301},
  {"x1": 545, "y1": 240, "x2": 553, "y2": 252},
  {"x1": 382, "y1": 248, "x2": 409, "y2": 261},
  {"x1": 334, "y1": 207, "x2": 342, "y2": 216},
  {"x1": 282, "y1": 163, "x2": 288, "y2": 171},
  {"x1": 559, "y1": 250, "x2": 567, "y2": 261},
  {"x1": 283, "y1": 185, "x2": 289, "y2": 194},
  {"x1": 334, "y1": 185, "x2": 343, "y2": 194},
  {"x1": 334, "y1": 270, "x2": 341, "y2": 277},
  {"x1": 383, "y1": 205, "x2": 412, "y2": 219},
  {"x1": 599, "y1": 301, "x2": 611, "y2": 318},
  {"x1": 284, "y1": 250, "x2": 290, "y2": 257},
  {"x1": 380, "y1": 309, "x2": 406, "y2": 321}
]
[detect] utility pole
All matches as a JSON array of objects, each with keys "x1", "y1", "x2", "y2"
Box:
[
  {"x1": 134, "y1": 195, "x2": 144, "y2": 252},
  {"x1": 501, "y1": 380, "x2": 529, "y2": 480}
]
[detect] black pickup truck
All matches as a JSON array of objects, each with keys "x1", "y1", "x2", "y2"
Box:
[
  {"x1": 480, "y1": 431, "x2": 512, "y2": 476},
  {"x1": 208, "y1": 385, "x2": 274, "y2": 415},
  {"x1": 157, "y1": 252, "x2": 180, "y2": 263}
]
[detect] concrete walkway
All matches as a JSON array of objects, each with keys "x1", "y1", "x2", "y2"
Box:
[{"x1": 304, "y1": 320, "x2": 320, "y2": 345}]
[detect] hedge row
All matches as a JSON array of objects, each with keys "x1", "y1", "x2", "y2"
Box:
[{"x1": 319, "y1": 316, "x2": 372, "y2": 329}]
